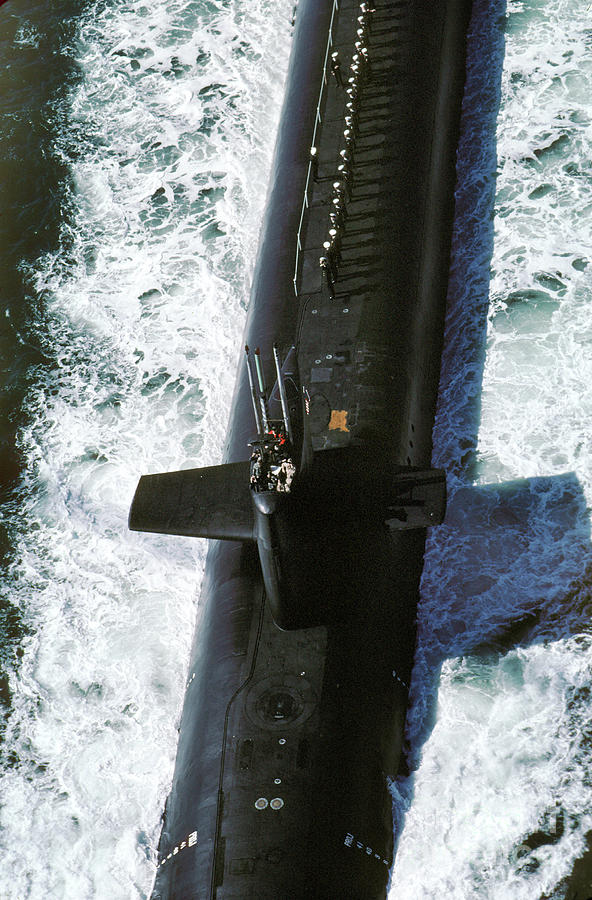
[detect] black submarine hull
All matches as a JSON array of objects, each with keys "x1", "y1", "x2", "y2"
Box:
[{"x1": 139, "y1": 0, "x2": 473, "y2": 897}]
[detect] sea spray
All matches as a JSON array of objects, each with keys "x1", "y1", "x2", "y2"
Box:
[
  {"x1": 0, "y1": 1, "x2": 292, "y2": 897},
  {"x1": 391, "y1": 0, "x2": 592, "y2": 897}
]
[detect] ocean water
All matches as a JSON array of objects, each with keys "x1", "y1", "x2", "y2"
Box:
[
  {"x1": 0, "y1": 1, "x2": 590, "y2": 899},
  {"x1": 390, "y1": 0, "x2": 592, "y2": 898},
  {"x1": 0, "y1": 0, "x2": 292, "y2": 897}
]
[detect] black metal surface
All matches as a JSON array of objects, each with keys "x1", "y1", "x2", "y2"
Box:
[
  {"x1": 140, "y1": 0, "x2": 474, "y2": 897},
  {"x1": 129, "y1": 462, "x2": 254, "y2": 541}
]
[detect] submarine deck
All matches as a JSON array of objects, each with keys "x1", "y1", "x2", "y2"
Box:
[
  {"x1": 292, "y1": 0, "x2": 462, "y2": 468},
  {"x1": 149, "y1": 0, "x2": 471, "y2": 898}
]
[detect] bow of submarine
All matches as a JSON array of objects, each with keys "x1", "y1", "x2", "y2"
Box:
[{"x1": 130, "y1": 0, "x2": 474, "y2": 897}]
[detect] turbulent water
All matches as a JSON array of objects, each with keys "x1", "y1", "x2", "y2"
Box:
[
  {"x1": 0, "y1": 0, "x2": 292, "y2": 896},
  {"x1": 391, "y1": 1, "x2": 592, "y2": 898},
  {"x1": 0, "y1": 0, "x2": 590, "y2": 898}
]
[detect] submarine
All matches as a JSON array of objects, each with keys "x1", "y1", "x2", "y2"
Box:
[{"x1": 129, "y1": 0, "x2": 473, "y2": 896}]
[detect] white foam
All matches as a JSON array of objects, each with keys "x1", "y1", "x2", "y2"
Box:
[
  {"x1": 0, "y1": 1, "x2": 292, "y2": 897},
  {"x1": 390, "y1": 0, "x2": 592, "y2": 896}
]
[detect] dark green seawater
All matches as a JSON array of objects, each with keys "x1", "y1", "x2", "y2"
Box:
[
  {"x1": 0, "y1": 0, "x2": 291, "y2": 895},
  {"x1": 0, "y1": 0, "x2": 94, "y2": 733}
]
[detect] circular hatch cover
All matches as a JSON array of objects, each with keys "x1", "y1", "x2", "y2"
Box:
[{"x1": 244, "y1": 673, "x2": 317, "y2": 731}]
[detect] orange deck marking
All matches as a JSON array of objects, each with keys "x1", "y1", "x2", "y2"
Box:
[{"x1": 329, "y1": 410, "x2": 349, "y2": 432}]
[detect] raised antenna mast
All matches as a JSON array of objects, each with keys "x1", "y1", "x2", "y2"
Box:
[
  {"x1": 254, "y1": 348, "x2": 270, "y2": 433},
  {"x1": 245, "y1": 345, "x2": 264, "y2": 436},
  {"x1": 273, "y1": 344, "x2": 293, "y2": 443}
]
